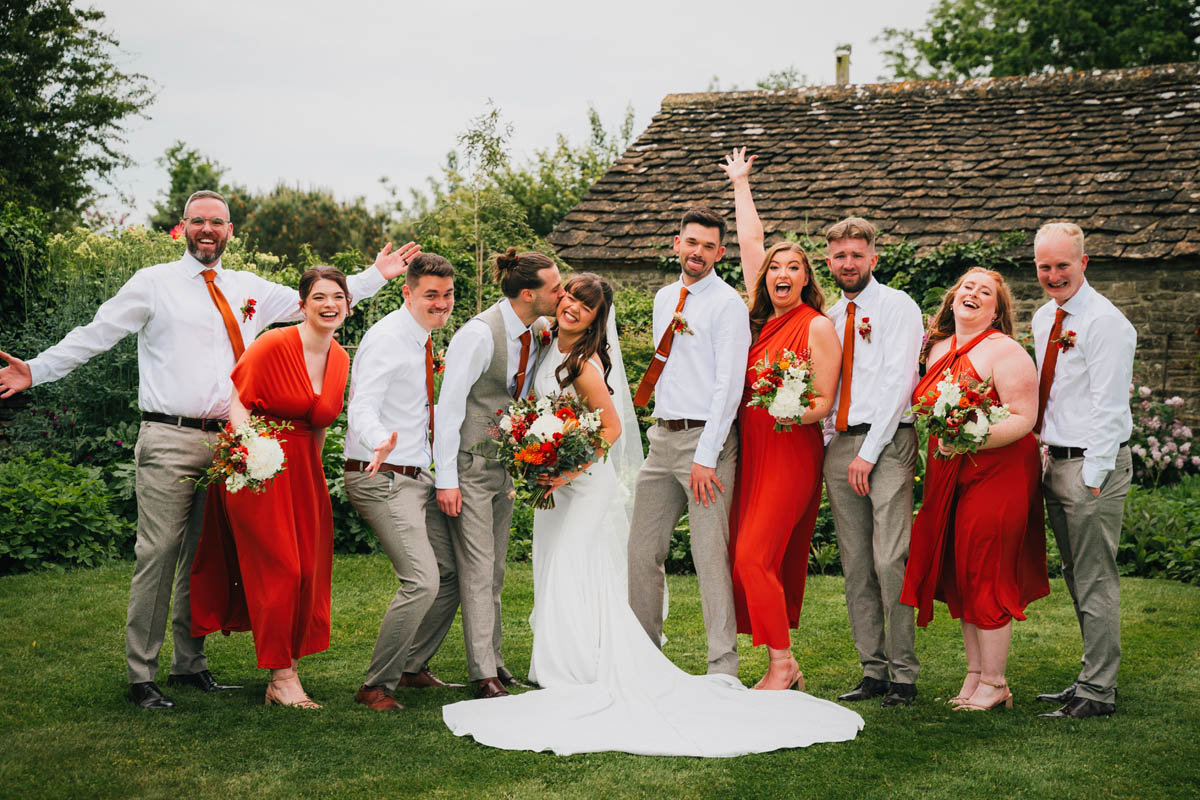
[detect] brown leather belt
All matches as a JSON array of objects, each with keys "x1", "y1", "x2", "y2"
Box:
[
  {"x1": 657, "y1": 418, "x2": 706, "y2": 431},
  {"x1": 142, "y1": 412, "x2": 227, "y2": 432},
  {"x1": 1048, "y1": 441, "x2": 1128, "y2": 460},
  {"x1": 841, "y1": 421, "x2": 915, "y2": 436},
  {"x1": 344, "y1": 459, "x2": 422, "y2": 477}
]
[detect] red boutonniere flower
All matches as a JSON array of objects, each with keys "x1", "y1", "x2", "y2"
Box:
[
  {"x1": 538, "y1": 329, "x2": 552, "y2": 346},
  {"x1": 1055, "y1": 330, "x2": 1077, "y2": 351},
  {"x1": 672, "y1": 312, "x2": 695, "y2": 336},
  {"x1": 857, "y1": 317, "x2": 872, "y2": 343},
  {"x1": 169, "y1": 224, "x2": 183, "y2": 240},
  {"x1": 240, "y1": 298, "x2": 257, "y2": 322},
  {"x1": 432, "y1": 348, "x2": 446, "y2": 375}
]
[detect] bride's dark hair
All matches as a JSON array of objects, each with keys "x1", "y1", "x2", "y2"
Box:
[{"x1": 553, "y1": 272, "x2": 614, "y2": 394}]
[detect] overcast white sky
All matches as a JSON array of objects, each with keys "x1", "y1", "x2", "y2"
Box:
[{"x1": 92, "y1": 0, "x2": 936, "y2": 221}]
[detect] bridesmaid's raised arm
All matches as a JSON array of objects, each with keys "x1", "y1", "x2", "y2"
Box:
[
  {"x1": 720, "y1": 148, "x2": 765, "y2": 290},
  {"x1": 800, "y1": 315, "x2": 842, "y2": 425}
]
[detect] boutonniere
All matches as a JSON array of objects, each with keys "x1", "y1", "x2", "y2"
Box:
[
  {"x1": 857, "y1": 316, "x2": 871, "y2": 343},
  {"x1": 240, "y1": 298, "x2": 257, "y2": 322},
  {"x1": 672, "y1": 312, "x2": 695, "y2": 336},
  {"x1": 432, "y1": 348, "x2": 446, "y2": 375},
  {"x1": 538, "y1": 329, "x2": 552, "y2": 347},
  {"x1": 1054, "y1": 330, "x2": 1077, "y2": 351}
]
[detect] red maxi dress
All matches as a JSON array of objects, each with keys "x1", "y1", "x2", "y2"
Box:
[
  {"x1": 900, "y1": 329, "x2": 1049, "y2": 629},
  {"x1": 190, "y1": 325, "x2": 349, "y2": 669},
  {"x1": 728, "y1": 304, "x2": 825, "y2": 649}
]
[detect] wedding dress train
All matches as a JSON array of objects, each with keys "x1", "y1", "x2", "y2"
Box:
[{"x1": 442, "y1": 346, "x2": 864, "y2": 757}]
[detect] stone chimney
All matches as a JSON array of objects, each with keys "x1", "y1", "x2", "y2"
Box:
[{"x1": 836, "y1": 44, "x2": 851, "y2": 86}]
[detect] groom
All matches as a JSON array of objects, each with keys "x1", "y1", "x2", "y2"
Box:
[
  {"x1": 627, "y1": 207, "x2": 751, "y2": 677},
  {"x1": 434, "y1": 250, "x2": 562, "y2": 698}
]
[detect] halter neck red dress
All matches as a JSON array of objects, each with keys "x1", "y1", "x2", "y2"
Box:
[
  {"x1": 190, "y1": 325, "x2": 349, "y2": 669},
  {"x1": 728, "y1": 304, "x2": 825, "y2": 648},
  {"x1": 900, "y1": 329, "x2": 1049, "y2": 629}
]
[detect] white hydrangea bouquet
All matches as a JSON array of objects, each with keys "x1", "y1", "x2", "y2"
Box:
[
  {"x1": 746, "y1": 348, "x2": 818, "y2": 432},
  {"x1": 200, "y1": 416, "x2": 290, "y2": 493},
  {"x1": 913, "y1": 369, "x2": 1010, "y2": 458},
  {"x1": 490, "y1": 393, "x2": 608, "y2": 509}
]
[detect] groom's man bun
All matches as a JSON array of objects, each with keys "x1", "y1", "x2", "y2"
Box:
[
  {"x1": 406, "y1": 252, "x2": 455, "y2": 285},
  {"x1": 493, "y1": 247, "x2": 555, "y2": 298}
]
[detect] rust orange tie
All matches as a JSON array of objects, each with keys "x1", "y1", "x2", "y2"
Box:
[
  {"x1": 835, "y1": 301, "x2": 856, "y2": 432},
  {"x1": 633, "y1": 285, "x2": 689, "y2": 407},
  {"x1": 202, "y1": 269, "x2": 246, "y2": 361},
  {"x1": 1035, "y1": 307, "x2": 1067, "y2": 434},
  {"x1": 425, "y1": 336, "x2": 435, "y2": 445},
  {"x1": 513, "y1": 330, "x2": 532, "y2": 400}
]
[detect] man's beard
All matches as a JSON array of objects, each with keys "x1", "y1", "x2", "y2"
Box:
[
  {"x1": 186, "y1": 233, "x2": 228, "y2": 265},
  {"x1": 834, "y1": 271, "x2": 870, "y2": 294}
]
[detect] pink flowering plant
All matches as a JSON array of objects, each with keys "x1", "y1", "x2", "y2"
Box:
[{"x1": 1129, "y1": 386, "x2": 1198, "y2": 487}]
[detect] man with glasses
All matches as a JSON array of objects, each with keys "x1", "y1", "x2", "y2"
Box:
[{"x1": 0, "y1": 190, "x2": 419, "y2": 709}]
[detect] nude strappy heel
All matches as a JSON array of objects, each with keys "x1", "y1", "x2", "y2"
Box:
[{"x1": 954, "y1": 679, "x2": 1013, "y2": 711}]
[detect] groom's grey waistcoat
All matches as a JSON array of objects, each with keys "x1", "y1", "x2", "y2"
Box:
[{"x1": 460, "y1": 303, "x2": 517, "y2": 458}]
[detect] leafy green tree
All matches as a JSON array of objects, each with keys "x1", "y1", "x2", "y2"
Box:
[
  {"x1": 236, "y1": 184, "x2": 390, "y2": 268},
  {"x1": 879, "y1": 0, "x2": 1200, "y2": 80},
  {"x1": 0, "y1": 1, "x2": 154, "y2": 228},
  {"x1": 147, "y1": 142, "x2": 242, "y2": 231}
]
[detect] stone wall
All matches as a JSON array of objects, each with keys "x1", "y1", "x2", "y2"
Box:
[{"x1": 582, "y1": 257, "x2": 1200, "y2": 426}]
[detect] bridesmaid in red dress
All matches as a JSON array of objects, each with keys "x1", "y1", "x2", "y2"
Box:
[
  {"x1": 900, "y1": 268, "x2": 1049, "y2": 712},
  {"x1": 723, "y1": 148, "x2": 841, "y2": 691},
  {"x1": 191, "y1": 266, "x2": 352, "y2": 708}
]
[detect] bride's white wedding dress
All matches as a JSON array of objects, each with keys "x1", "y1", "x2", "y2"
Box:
[{"x1": 442, "y1": 346, "x2": 864, "y2": 757}]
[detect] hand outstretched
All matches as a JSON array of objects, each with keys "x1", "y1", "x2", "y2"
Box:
[
  {"x1": 0, "y1": 349, "x2": 33, "y2": 398},
  {"x1": 373, "y1": 241, "x2": 423, "y2": 280},
  {"x1": 366, "y1": 432, "x2": 399, "y2": 477},
  {"x1": 719, "y1": 147, "x2": 757, "y2": 185}
]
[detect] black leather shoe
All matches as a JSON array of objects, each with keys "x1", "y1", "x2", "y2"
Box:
[
  {"x1": 1039, "y1": 696, "x2": 1115, "y2": 719},
  {"x1": 167, "y1": 670, "x2": 243, "y2": 692},
  {"x1": 128, "y1": 682, "x2": 175, "y2": 709},
  {"x1": 496, "y1": 666, "x2": 529, "y2": 689},
  {"x1": 837, "y1": 676, "x2": 890, "y2": 702},
  {"x1": 881, "y1": 681, "x2": 918, "y2": 707},
  {"x1": 1036, "y1": 684, "x2": 1076, "y2": 703}
]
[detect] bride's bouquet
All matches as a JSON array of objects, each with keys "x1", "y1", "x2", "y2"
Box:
[
  {"x1": 913, "y1": 370, "x2": 1010, "y2": 458},
  {"x1": 491, "y1": 393, "x2": 609, "y2": 510},
  {"x1": 199, "y1": 416, "x2": 291, "y2": 493},
  {"x1": 746, "y1": 348, "x2": 818, "y2": 432}
]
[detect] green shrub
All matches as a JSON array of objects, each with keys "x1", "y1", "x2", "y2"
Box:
[
  {"x1": 1118, "y1": 476, "x2": 1200, "y2": 585},
  {"x1": 0, "y1": 454, "x2": 134, "y2": 574}
]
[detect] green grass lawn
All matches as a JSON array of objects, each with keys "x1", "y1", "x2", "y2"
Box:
[{"x1": 2, "y1": 557, "x2": 1198, "y2": 800}]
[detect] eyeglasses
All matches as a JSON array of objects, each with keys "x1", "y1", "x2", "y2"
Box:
[{"x1": 185, "y1": 216, "x2": 229, "y2": 227}]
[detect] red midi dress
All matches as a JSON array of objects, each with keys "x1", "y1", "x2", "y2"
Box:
[
  {"x1": 190, "y1": 325, "x2": 349, "y2": 669},
  {"x1": 900, "y1": 329, "x2": 1049, "y2": 629},
  {"x1": 728, "y1": 304, "x2": 825, "y2": 649}
]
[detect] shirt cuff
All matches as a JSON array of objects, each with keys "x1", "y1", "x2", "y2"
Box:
[
  {"x1": 691, "y1": 441, "x2": 719, "y2": 469},
  {"x1": 856, "y1": 438, "x2": 883, "y2": 464},
  {"x1": 27, "y1": 358, "x2": 48, "y2": 387},
  {"x1": 434, "y1": 464, "x2": 458, "y2": 490},
  {"x1": 1081, "y1": 463, "x2": 1111, "y2": 490}
]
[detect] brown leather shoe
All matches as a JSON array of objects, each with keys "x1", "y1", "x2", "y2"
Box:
[
  {"x1": 354, "y1": 684, "x2": 403, "y2": 710},
  {"x1": 397, "y1": 668, "x2": 465, "y2": 689},
  {"x1": 474, "y1": 677, "x2": 509, "y2": 699}
]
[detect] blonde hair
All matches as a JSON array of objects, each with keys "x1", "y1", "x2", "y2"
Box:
[
  {"x1": 824, "y1": 216, "x2": 877, "y2": 248},
  {"x1": 920, "y1": 267, "x2": 1015, "y2": 365},
  {"x1": 1034, "y1": 222, "x2": 1085, "y2": 258}
]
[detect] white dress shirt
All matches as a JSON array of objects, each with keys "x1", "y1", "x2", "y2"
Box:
[
  {"x1": 651, "y1": 270, "x2": 751, "y2": 469},
  {"x1": 344, "y1": 305, "x2": 433, "y2": 468},
  {"x1": 1033, "y1": 280, "x2": 1136, "y2": 488},
  {"x1": 433, "y1": 299, "x2": 541, "y2": 489},
  {"x1": 823, "y1": 277, "x2": 924, "y2": 464},
  {"x1": 26, "y1": 250, "x2": 386, "y2": 419}
]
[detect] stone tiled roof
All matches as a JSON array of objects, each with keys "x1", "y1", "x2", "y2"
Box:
[{"x1": 548, "y1": 63, "x2": 1200, "y2": 264}]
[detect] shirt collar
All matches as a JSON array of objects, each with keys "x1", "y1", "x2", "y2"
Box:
[
  {"x1": 499, "y1": 299, "x2": 532, "y2": 341},
  {"x1": 1058, "y1": 279, "x2": 1095, "y2": 316},
  {"x1": 681, "y1": 268, "x2": 719, "y2": 295},
  {"x1": 181, "y1": 250, "x2": 222, "y2": 277},
  {"x1": 396, "y1": 305, "x2": 430, "y2": 346},
  {"x1": 841, "y1": 275, "x2": 880, "y2": 309}
]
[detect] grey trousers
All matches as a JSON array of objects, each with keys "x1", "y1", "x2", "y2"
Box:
[
  {"x1": 346, "y1": 469, "x2": 459, "y2": 690},
  {"x1": 823, "y1": 427, "x2": 919, "y2": 684},
  {"x1": 628, "y1": 424, "x2": 739, "y2": 677},
  {"x1": 126, "y1": 421, "x2": 214, "y2": 684},
  {"x1": 447, "y1": 451, "x2": 514, "y2": 681},
  {"x1": 1043, "y1": 445, "x2": 1132, "y2": 704}
]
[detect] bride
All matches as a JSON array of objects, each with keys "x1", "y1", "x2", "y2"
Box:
[{"x1": 442, "y1": 272, "x2": 864, "y2": 756}]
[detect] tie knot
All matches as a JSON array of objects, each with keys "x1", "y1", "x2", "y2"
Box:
[
  {"x1": 520, "y1": 330, "x2": 532, "y2": 346},
  {"x1": 679, "y1": 286, "x2": 689, "y2": 300},
  {"x1": 1054, "y1": 307, "x2": 1067, "y2": 324},
  {"x1": 202, "y1": 269, "x2": 216, "y2": 284},
  {"x1": 425, "y1": 336, "x2": 433, "y2": 354}
]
